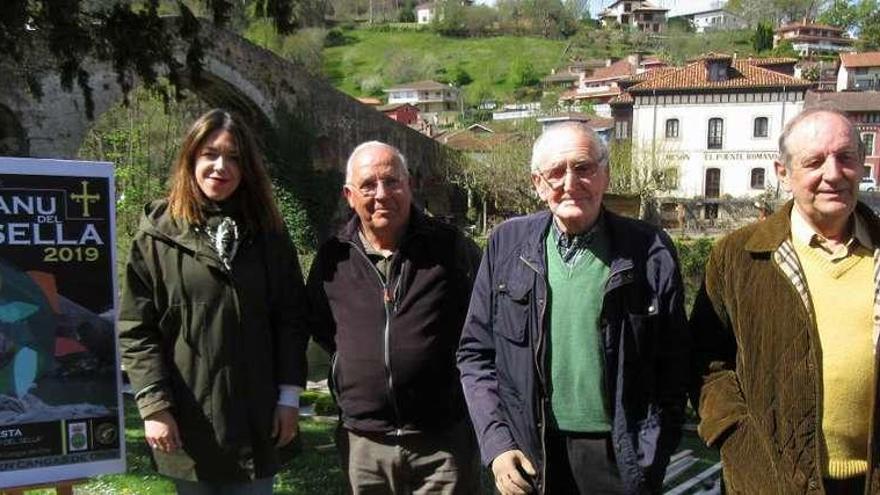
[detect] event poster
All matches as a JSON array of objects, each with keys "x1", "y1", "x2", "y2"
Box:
[{"x1": 0, "y1": 157, "x2": 124, "y2": 487}]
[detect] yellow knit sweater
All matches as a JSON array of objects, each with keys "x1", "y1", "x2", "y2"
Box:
[{"x1": 794, "y1": 239, "x2": 874, "y2": 479}]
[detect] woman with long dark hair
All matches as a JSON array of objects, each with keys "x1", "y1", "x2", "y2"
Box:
[{"x1": 119, "y1": 109, "x2": 308, "y2": 494}]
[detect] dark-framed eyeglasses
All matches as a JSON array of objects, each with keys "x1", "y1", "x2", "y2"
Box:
[
  {"x1": 347, "y1": 177, "x2": 405, "y2": 197},
  {"x1": 535, "y1": 161, "x2": 601, "y2": 189}
]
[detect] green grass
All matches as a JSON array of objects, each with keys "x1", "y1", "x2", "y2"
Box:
[
  {"x1": 30, "y1": 398, "x2": 344, "y2": 495},
  {"x1": 20, "y1": 402, "x2": 717, "y2": 494},
  {"x1": 322, "y1": 29, "x2": 567, "y2": 103}
]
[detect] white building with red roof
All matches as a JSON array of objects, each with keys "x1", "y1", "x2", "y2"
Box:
[
  {"x1": 560, "y1": 54, "x2": 667, "y2": 116},
  {"x1": 614, "y1": 53, "x2": 812, "y2": 206},
  {"x1": 774, "y1": 21, "x2": 854, "y2": 57},
  {"x1": 838, "y1": 52, "x2": 880, "y2": 91},
  {"x1": 385, "y1": 80, "x2": 460, "y2": 114},
  {"x1": 600, "y1": 0, "x2": 668, "y2": 33}
]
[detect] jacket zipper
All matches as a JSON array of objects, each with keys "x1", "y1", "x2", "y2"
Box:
[
  {"x1": 519, "y1": 254, "x2": 548, "y2": 493},
  {"x1": 349, "y1": 241, "x2": 404, "y2": 434}
]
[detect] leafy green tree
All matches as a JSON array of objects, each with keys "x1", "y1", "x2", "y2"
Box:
[
  {"x1": 752, "y1": 22, "x2": 774, "y2": 52},
  {"x1": 511, "y1": 59, "x2": 540, "y2": 88},
  {"x1": 818, "y1": 0, "x2": 859, "y2": 30}
]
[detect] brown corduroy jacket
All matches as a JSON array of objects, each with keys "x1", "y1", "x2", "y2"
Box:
[{"x1": 690, "y1": 201, "x2": 880, "y2": 494}]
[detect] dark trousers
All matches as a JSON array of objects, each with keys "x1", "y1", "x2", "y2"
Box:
[
  {"x1": 336, "y1": 420, "x2": 480, "y2": 495},
  {"x1": 824, "y1": 476, "x2": 866, "y2": 495},
  {"x1": 545, "y1": 431, "x2": 625, "y2": 494}
]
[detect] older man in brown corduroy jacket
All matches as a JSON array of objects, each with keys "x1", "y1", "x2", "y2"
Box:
[{"x1": 691, "y1": 108, "x2": 880, "y2": 494}]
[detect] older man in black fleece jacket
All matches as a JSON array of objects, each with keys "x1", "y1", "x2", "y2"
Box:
[{"x1": 307, "y1": 140, "x2": 481, "y2": 494}]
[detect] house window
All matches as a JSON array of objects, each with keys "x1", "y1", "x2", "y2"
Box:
[
  {"x1": 750, "y1": 168, "x2": 766, "y2": 189},
  {"x1": 754, "y1": 117, "x2": 769, "y2": 138},
  {"x1": 864, "y1": 132, "x2": 876, "y2": 155},
  {"x1": 665, "y1": 118, "x2": 680, "y2": 138},
  {"x1": 708, "y1": 118, "x2": 724, "y2": 149},
  {"x1": 615, "y1": 120, "x2": 629, "y2": 139},
  {"x1": 624, "y1": 2, "x2": 632, "y2": 12}
]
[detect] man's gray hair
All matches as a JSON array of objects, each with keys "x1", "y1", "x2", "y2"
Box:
[
  {"x1": 778, "y1": 107, "x2": 865, "y2": 170},
  {"x1": 346, "y1": 141, "x2": 409, "y2": 183},
  {"x1": 530, "y1": 121, "x2": 610, "y2": 172}
]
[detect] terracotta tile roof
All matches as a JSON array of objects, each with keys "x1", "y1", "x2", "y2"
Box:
[
  {"x1": 777, "y1": 21, "x2": 844, "y2": 33},
  {"x1": 386, "y1": 80, "x2": 452, "y2": 91},
  {"x1": 841, "y1": 52, "x2": 880, "y2": 68},
  {"x1": 805, "y1": 90, "x2": 880, "y2": 112},
  {"x1": 621, "y1": 66, "x2": 675, "y2": 84},
  {"x1": 627, "y1": 58, "x2": 812, "y2": 92},
  {"x1": 356, "y1": 97, "x2": 382, "y2": 105},
  {"x1": 583, "y1": 59, "x2": 636, "y2": 82}
]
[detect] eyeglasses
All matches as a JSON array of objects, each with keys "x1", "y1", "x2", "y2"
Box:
[
  {"x1": 347, "y1": 177, "x2": 405, "y2": 197},
  {"x1": 535, "y1": 161, "x2": 601, "y2": 189}
]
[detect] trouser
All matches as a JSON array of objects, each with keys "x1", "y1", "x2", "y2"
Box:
[
  {"x1": 336, "y1": 420, "x2": 481, "y2": 495},
  {"x1": 824, "y1": 476, "x2": 866, "y2": 495},
  {"x1": 172, "y1": 476, "x2": 274, "y2": 495},
  {"x1": 545, "y1": 431, "x2": 625, "y2": 495}
]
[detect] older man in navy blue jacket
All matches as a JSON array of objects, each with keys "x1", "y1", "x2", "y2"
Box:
[{"x1": 457, "y1": 122, "x2": 690, "y2": 494}]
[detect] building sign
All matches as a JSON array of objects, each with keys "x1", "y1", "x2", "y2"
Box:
[
  {"x1": 703, "y1": 151, "x2": 779, "y2": 161},
  {"x1": 0, "y1": 157, "x2": 124, "y2": 488}
]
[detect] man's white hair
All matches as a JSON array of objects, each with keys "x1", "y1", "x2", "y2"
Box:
[
  {"x1": 530, "y1": 122, "x2": 610, "y2": 172},
  {"x1": 345, "y1": 141, "x2": 409, "y2": 183}
]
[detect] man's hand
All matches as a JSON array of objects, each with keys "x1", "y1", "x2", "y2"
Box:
[
  {"x1": 144, "y1": 409, "x2": 182, "y2": 453},
  {"x1": 492, "y1": 449, "x2": 536, "y2": 495},
  {"x1": 272, "y1": 405, "x2": 299, "y2": 447}
]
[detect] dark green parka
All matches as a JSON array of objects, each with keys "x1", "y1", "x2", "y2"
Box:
[{"x1": 118, "y1": 200, "x2": 309, "y2": 482}]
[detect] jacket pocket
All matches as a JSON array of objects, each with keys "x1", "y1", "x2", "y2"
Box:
[
  {"x1": 493, "y1": 280, "x2": 531, "y2": 345},
  {"x1": 698, "y1": 369, "x2": 748, "y2": 447}
]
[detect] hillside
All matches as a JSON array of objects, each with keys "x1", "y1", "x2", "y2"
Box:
[
  {"x1": 319, "y1": 26, "x2": 762, "y2": 104},
  {"x1": 322, "y1": 29, "x2": 568, "y2": 104}
]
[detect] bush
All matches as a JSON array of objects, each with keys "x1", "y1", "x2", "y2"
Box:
[
  {"x1": 314, "y1": 394, "x2": 339, "y2": 416},
  {"x1": 674, "y1": 237, "x2": 714, "y2": 311}
]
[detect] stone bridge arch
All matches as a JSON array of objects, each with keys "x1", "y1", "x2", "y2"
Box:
[{"x1": 0, "y1": 18, "x2": 451, "y2": 212}]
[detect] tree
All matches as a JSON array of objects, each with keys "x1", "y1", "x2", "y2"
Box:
[
  {"x1": 818, "y1": 0, "x2": 859, "y2": 30},
  {"x1": 511, "y1": 59, "x2": 540, "y2": 88},
  {"x1": 0, "y1": 1, "x2": 302, "y2": 119},
  {"x1": 727, "y1": 0, "x2": 818, "y2": 26},
  {"x1": 752, "y1": 22, "x2": 774, "y2": 52}
]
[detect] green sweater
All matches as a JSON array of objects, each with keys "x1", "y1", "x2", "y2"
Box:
[{"x1": 546, "y1": 231, "x2": 611, "y2": 432}]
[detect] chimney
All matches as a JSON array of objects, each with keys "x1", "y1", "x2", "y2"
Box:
[{"x1": 606, "y1": 58, "x2": 614, "y2": 67}]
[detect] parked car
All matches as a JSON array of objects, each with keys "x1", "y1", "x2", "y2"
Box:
[{"x1": 860, "y1": 176, "x2": 877, "y2": 192}]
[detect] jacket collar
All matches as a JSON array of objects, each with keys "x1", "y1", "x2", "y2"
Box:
[
  {"x1": 519, "y1": 208, "x2": 635, "y2": 283},
  {"x1": 745, "y1": 200, "x2": 880, "y2": 253}
]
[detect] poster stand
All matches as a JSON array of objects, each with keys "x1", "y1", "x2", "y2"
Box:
[{"x1": 1, "y1": 479, "x2": 85, "y2": 495}]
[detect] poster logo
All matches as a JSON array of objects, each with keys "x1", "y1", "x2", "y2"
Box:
[{"x1": 67, "y1": 422, "x2": 87, "y2": 452}]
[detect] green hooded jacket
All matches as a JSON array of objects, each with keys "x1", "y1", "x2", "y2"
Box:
[{"x1": 118, "y1": 199, "x2": 308, "y2": 482}]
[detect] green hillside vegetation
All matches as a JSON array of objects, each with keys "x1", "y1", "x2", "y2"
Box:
[
  {"x1": 322, "y1": 29, "x2": 567, "y2": 104},
  {"x1": 250, "y1": 23, "x2": 764, "y2": 106}
]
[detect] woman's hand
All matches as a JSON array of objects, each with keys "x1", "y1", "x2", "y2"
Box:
[
  {"x1": 272, "y1": 405, "x2": 299, "y2": 447},
  {"x1": 144, "y1": 409, "x2": 182, "y2": 453}
]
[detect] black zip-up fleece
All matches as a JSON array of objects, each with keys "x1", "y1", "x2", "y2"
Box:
[{"x1": 307, "y1": 208, "x2": 481, "y2": 433}]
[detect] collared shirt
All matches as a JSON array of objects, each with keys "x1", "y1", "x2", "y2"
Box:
[
  {"x1": 790, "y1": 206, "x2": 872, "y2": 261},
  {"x1": 359, "y1": 230, "x2": 394, "y2": 281},
  {"x1": 550, "y1": 213, "x2": 605, "y2": 269}
]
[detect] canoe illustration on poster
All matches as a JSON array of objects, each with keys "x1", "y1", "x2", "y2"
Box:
[{"x1": 0, "y1": 157, "x2": 124, "y2": 488}]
